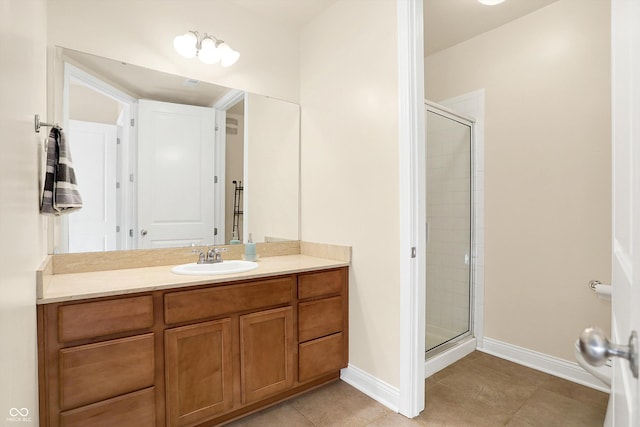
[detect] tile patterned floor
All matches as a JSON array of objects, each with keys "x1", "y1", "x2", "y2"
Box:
[{"x1": 226, "y1": 351, "x2": 609, "y2": 426}]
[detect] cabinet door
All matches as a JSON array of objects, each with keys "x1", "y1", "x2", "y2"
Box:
[
  {"x1": 165, "y1": 319, "x2": 233, "y2": 427},
  {"x1": 240, "y1": 307, "x2": 294, "y2": 404}
]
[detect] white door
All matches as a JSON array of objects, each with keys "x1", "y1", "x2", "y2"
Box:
[
  {"x1": 67, "y1": 120, "x2": 118, "y2": 252},
  {"x1": 137, "y1": 99, "x2": 216, "y2": 248},
  {"x1": 611, "y1": 0, "x2": 640, "y2": 424}
]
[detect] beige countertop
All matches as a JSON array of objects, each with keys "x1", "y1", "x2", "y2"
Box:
[{"x1": 38, "y1": 254, "x2": 349, "y2": 304}]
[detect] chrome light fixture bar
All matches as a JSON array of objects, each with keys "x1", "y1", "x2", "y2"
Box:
[{"x1": 173, "y1": 30, "x2": 240, "y2": 67}]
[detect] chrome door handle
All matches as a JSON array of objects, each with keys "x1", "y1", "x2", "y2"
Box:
[
  {"x1": 140, "y1": 229, "x2": 148, "y2": 237},
  {"x1": 579, "y1": 327, "x2": 638, "y2": 378}
]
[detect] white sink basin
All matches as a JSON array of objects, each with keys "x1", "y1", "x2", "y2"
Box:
[{"x1": 171, "y1": 260, "x2": 259, "y2": 276}]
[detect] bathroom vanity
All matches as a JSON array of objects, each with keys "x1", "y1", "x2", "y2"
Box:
[{"x1": 37, "y1": 254, "x2": 348, "y2": 427}]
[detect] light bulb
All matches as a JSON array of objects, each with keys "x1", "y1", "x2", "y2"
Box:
[
  {"x1": 198, "y1": 37, "x2": 220, "y2": 64},
  {"x1": 173, "y1": 32, "x2": 197, "y2": 58},
  {"x1": 217, "y1": 42, "x2": 240, "y2": 67},
  {"x1": 221, "y1": 49, "x2": 240, "y2": 67},
  {"x1": 478, "y1": 0, "x2": 505, "y2": 5}
]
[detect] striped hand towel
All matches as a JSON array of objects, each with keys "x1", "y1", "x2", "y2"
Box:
[{"x1": 40, "y1": 127, "x2": 83, "y2": 215}]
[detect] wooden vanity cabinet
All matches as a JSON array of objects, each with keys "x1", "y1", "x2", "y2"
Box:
[
  {"x1": 239, "y1": 306, "x2": 295, "y2": 404},
  {"x1": 162, "y1": 276, "x2": 296, "y2": 427},
  {"x1": 37, "y1": 294, "x2": 159, "y2": 427},
  {"x1": 38, "y1": 267, "x2": 348, "y2": 427},
  {"x1": 164, "y1": 319, "x2": 233, "y2": 427},
  {"x1": 297, "y1": 269, "x2": 349, "y2": 383}
]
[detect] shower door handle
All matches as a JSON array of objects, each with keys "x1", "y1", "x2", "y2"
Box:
[{"x1": 579, "y1": 327, "x2": 638, "y2": 378}]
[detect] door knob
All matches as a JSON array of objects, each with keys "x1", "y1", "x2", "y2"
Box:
[
  {"x1": 579, "y1": 327, "x2": 638, "y2": 378},
  {"x1": 140, "y1": 229, "x2": 148, "y2": 237}
]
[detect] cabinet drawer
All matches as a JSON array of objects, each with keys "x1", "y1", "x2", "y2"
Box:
[
  {"x1": 299, "y1": 332, "x2": 346, "y2": 382},
  {"x1": 164, "y1": 277, "x2": 294, "y2": 324},
  {"x1": 298, "y1": 269, "x2": 345, "y2": 300},
  {"x1": 59, "y1": 296, "x2": 154, "y2": 342},
  {"x1": 59, "y1": 333, "x2": 155, "y2": 410},
  {"x1": 298, "y1": 296, "x2": 343, "y2": 342},
  {"x1": 59, "y1": 387, "x2": 155, "y2": 427}
]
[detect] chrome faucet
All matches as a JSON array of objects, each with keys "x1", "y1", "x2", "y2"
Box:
[{"x1": 194, "y1": 246, "x2": 227, "y2": 264}]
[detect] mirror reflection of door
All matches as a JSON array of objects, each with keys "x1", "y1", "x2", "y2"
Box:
[
  {"x1": 67, "y1": 120, "x2": 118, "y2": 252},
  {"x1": 65, "y1": 80, "x2": 128, "y2": 253},
  {"x1": 137, "y1": 99, "x2": 216, "y2": 249}
]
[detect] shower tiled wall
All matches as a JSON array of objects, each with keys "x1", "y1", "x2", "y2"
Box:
[
  {"x1": 439, "y1": 90, "x2": 486, "y2": 348},
  {"x1": 426, "y1": 110, "x2": 472, "y2": 350}
]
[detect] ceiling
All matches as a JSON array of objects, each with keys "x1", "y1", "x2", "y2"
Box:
[
  {"x1": 63, "y1": 48, "x2": 231, "y2": 107},
  {"x1": 64, "y1": 0, "x2": 561, "y2": 107},
  {"x1": 424, "y1": 0, "x2": 560, "y2": 55},
  {"x1": 231, "y1": 0, "x2": 560, "y2": 56},
  {"x1": 229, "y1": 0, "x2": 339, "y2": 28}
]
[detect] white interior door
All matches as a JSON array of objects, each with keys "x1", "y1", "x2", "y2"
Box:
[
  {"x1": 611, "y1": 0, "x2": 640, "y2": 425},
  {"x1": 67, "y1": 120, "x2": 117, "y2": 252},
  {"x1": 137, "y1": 99, "x2": 216, "y2": 248}
]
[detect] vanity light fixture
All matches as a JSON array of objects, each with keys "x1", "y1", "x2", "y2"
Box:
[
  {"x1": 478, "y1": 0, "x2": 506, "y2": 5},
  {"x1": 173, "y1": 31, "x2": 240, "y2": 67}
]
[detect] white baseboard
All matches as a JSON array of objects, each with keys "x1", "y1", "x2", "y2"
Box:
[
  {"x1": 340, "y1": 364, "x2": 400, "y2": 412},
  {"x1": 425, "y1": 337, "x2": 476, "y2": 378},
  {"x1": 341, "y1": 337, "x2": 608, "y2": 415},
  {"x1": 479, "y1": 337, "x2": 610, "y2": 393}
]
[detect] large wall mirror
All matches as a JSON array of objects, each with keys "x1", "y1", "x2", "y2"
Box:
[{"x1": 50, "y1": 47, "x2": 300, "y2": 254}]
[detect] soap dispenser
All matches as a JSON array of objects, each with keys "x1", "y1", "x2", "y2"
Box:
[{"x1": 244, "y1": 234, "x2": 257, "y2": 261}]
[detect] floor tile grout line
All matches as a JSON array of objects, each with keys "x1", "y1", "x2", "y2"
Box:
[
  {"x1": 288, "y1": 401, "x2": 320, "y2": 427},
  {"x1": 502, "y1": 385, "x2": 537, "y2": 426}
]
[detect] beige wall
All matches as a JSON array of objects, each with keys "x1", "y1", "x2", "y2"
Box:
[
  {"x1": 69, "y1": 83, "x2": 121, "y2": 124},
  {"x1": 425, "y1": 0, "x2": 611, "y2": 361},
  {"x1": 300, "y1": 0, "x2": 401, "y2": 387},
  {"x1": 47, "y1": 0, "x2": 300, "y2": 103},
  {"x1": 246, "y1": 94, "x2": 300, "y2": 243},
  {"x1": 0, "y1": 0, "x2": 48, "y2": 422}
]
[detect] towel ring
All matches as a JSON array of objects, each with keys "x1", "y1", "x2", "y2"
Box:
[{"x1": 34, "y1": 114, "x2": 61, "y2": 133}]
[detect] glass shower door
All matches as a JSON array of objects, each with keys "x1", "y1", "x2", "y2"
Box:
[{"x1": 425, "y1": 105, "x2": 473, "y2": 354}]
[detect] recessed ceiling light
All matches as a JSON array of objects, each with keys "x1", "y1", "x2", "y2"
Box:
[{"x1": 478, "y1": 0, "x2": 506, "y2": 5}]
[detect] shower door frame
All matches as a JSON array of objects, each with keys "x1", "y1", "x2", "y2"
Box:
[{"x1": 424, "y1": 100, "x2": 476, "y2": 358}]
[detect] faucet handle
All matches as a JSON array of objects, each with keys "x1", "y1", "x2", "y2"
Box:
[
  {"x1": 197, "y1": 251, "x2": 206, "y2": 263},
  {"x1": 209, "y1": 246, "x2": 226, "y2": 262},
  {"x1": 191, "y1": 245, "x2": 207, "y2": 263}
]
